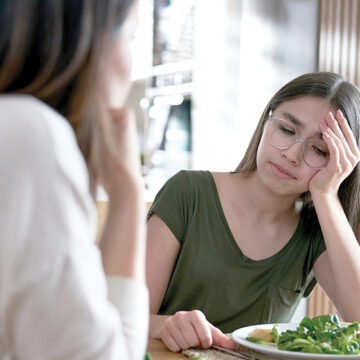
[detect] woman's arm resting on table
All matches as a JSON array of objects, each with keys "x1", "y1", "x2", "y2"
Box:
[{"x1": 146, "y1": 214, "x2": 237, "y2": 352}]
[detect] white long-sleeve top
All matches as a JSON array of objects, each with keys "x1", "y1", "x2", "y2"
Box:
[{"x1": 0, "y1": 95, "x2": 149, "y2": 360}]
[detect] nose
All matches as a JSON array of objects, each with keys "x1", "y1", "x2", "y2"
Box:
[{"x1": 281, "y1": 139, "x2": 303, "y2": 165}]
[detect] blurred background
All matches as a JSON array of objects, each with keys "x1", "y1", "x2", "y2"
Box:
[
  {"x1": 101, "y1": 0, "x2": 360, "y2": 322},
  {"x1": 128, "y1": 0, "x2": 360, "y2": 202},
  {"x1": 131, "y1": 0, "x2": 318, "y2": 200}
]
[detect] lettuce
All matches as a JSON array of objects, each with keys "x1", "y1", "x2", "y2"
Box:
[{"x1": 274, "y1": 314, "x2": 360, "y2": 355}]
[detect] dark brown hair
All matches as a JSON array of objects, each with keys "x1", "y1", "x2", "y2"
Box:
[
  {"x1": 234, "y1": 72, "x2": 360, "y2": 239},
  {"x1": 0, "y1": 0, "x2": 136, "y2": 194}
]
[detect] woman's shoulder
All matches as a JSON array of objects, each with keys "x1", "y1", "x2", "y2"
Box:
[
  {"x1": 154, "y1": 170, "x2": 216, "y2": 202},
  {"x1": 0, "y1": 95, "x2": 88, "y2": 187},
  {"x1": 166, "y1": 170, "x2": 238, "y2": 192},
  {"x1": 0, "y1": 94, "x2": 68, "y2": 125},
  {"x1": 210, "y1": 171, "x2": 239, "y2": 188},
  {"x1": 168, "y1": 169, "x2": 219, "y2": 188},
  {"x1": 211, "y1": 171, "x2": 232, "y2": 181},
  {"x1": 0, "y1": 95, "x2": 74, "y2": 151}
]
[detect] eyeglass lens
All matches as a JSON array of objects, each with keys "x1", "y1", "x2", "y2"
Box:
[{"x1": 267, "y1": 117, "x2": 329, "y2": 169}]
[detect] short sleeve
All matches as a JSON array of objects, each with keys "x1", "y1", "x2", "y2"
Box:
[{"x1": 147, "y1": 170, "x2": 193, "y2": 244}]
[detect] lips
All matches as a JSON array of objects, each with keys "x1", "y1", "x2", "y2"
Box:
[{"x1": 270, "y1": 163, "x2": 296, "y2": 179}]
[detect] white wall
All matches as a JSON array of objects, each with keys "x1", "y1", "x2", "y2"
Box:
[
  {"x1": 292, "y1": 298, "x2": 308, "y2": 323},
  {"x1": 192, "y1": 0, "x2": 319, "y2": 171}
]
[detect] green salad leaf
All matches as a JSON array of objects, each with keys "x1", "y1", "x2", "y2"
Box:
[
  {"x1": 246, "y1": 337, "x2": 276, "y2": 346},
  {"x1": 247, "y1": 314, "x2": 360, "y2": 355},
  {"x1": 270, "y1": 326, "x2": 279, "y2": 343}
]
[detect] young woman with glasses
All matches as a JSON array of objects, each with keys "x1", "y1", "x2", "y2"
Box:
[
  {"x1": 0, "y1": 1, "x2": 148, "y2": 359},
  {"x1": 146, "y1": 72, "x2": 360, "y2": 352}
]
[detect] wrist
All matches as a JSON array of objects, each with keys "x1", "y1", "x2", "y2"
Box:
[
  {"x1": 107, "y1": 193, "x2": 145, "y2": 222},
  {"x1": 150, "y1": 314, "x2": 169, "y2": 338},
  {"x1": 311, "y1": 191, "x2": 340, "y2": 208},
  {"x1": 106, "y1": 176, "x2": 144, "y2": 204}
]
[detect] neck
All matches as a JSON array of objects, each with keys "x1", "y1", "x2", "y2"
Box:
[{"x1": 235, "y1": 171, "x2": 300, "y2": 222}]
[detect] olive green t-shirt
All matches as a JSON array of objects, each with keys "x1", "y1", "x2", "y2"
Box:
[{"x1": 148, "y1": 170, "x2": 326, "y2": 333}]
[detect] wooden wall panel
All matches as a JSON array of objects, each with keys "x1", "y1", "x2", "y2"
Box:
[
  {"x1": 308, "y1": 283, "x2": 338, "y2": 318},
  {"x1": 308, "y1": 0, "x2": 360, "y2": 319},
  {"x1": 318, "y1": 0, "x2": 360, "y2": 85}
]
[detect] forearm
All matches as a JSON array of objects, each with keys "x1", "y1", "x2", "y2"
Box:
[
  {"x1": 313, "y1": 192, "x2": 360, "y2": 320},
  {"x1": 99, "y1": 179, "x2": 146, "y2": 283}
]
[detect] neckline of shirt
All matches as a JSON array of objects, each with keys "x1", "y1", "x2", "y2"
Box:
[{"x1": 205, "y1": 170, "x2": 303, "y2": 265}]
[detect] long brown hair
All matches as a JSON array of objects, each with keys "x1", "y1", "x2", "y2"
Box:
[
  {"x1": 0, "y1": 0, "x2": 136, "y2": 194},
  {"x1": 234, "y1": 72, "x2": 360, "y2": 240}
]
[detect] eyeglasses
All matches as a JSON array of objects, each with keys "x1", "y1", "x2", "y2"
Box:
[{"x1": 266, "y1": 115, "x2": 329, "y2": 169}]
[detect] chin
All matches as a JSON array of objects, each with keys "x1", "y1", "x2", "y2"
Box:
[{"x1": 259, "y1": 167, "x2": 303, "y2": 197}]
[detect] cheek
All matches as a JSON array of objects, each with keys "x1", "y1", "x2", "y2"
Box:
[
  {"x1": 256, "y1": 134, "x2": 272, "y2": 166},
  {"x1": 303, "y1": 168, "x2": 319, "y2": 186}
]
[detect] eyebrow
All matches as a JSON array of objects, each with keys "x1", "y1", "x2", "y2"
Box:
[
  {"x1": 280, "y1": 111, "x2": 323, "y2": 138},
  {"x1": 280, "y1": 112, "x2": 303, "y2": 126}
]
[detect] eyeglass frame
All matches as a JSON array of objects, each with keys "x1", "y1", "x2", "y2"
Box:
[{"x1": 265, "y1": 114, "x2": 329, "y2": 170}]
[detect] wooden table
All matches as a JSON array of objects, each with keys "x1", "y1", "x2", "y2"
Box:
[
  {"x1": 147, "y1": 339, "x2": 187, "y2": 359},
  {"x1": 147, "y1": 338, "x2": 280, "y2": 360}
]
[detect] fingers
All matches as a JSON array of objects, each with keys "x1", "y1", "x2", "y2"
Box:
[
  {"x1": 161, "y1": 317, "x2": 193, "y2": 351},
  {"x1": 323, "y1": 112, "x2": 350, "y2": 154},
  {"x1": 335, "y1": 110, "x2": 360, "y2": 164},
  {"x1": 99, "y1": 106, "x2": 143, "y2": 196},
  {"x1": 322, "y1": 130, "x2": 341, "y2": 172},
  {"x1": 108, "y1": 107, "x2": 135, "y2": 130},
  {"x1": 159, "y1": 310, "x2": 215, "y2": 352},
  {"x1": 321, "y1": 111, "x2": 359, "y2": 171},
  {"x1": 189, "y1": 310, "x2": 213, "y2": 348},
  {"x1": 210, "y1": 323, "x2": 238, "y2": 350},
  {"x1": 108, "y1": 107, "x2": 138, "y2": 151},
  {"x1": 160, "y1": 331, "x2": 182, "y2": 353},
  {"x1": 321, "y1": 110, "x2": 360, "y2": 167},
  {"x1": 159, "y1": 310, "x2": 239, "y2": 353}
]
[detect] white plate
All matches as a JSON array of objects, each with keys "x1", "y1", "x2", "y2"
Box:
[{"x1": 232, "y1": 323, "x2": 360, "y2": 360}]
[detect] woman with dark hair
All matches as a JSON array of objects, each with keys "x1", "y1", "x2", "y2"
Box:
[
  {"x1": 146, "y1": 72, "x2": 360, "y2": 352},
  {"x1": 0, "y1": 1, "x2": 148, "y2": 359}
]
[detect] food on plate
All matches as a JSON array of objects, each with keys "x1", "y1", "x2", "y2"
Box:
[
  {"x1": 247, "y1": 327, "x2": 274, "y2": 343},
  {"x1": 246, "y1": 314, "x2": 360, "y2": 355}
]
